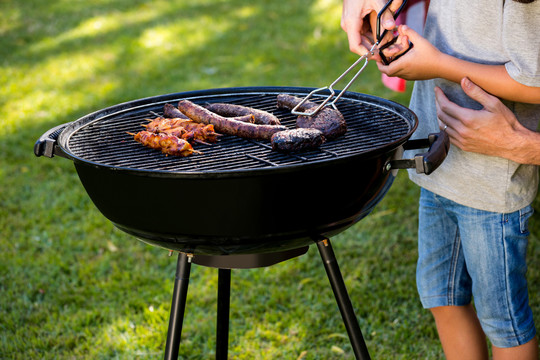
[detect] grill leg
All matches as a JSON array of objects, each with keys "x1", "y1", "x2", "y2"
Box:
[
  {"x1": 164, "y1": 252, "x2": 192, "y2": 360},
  {"x1": 216, "y1": 268, "x2": 231, "y2": 360},
  {"x1": 317, "y1": 238, "x2": 371, "y2": 360}
]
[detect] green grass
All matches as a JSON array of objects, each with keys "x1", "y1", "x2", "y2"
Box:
[{"x1": 1, "y1": 0, "x2": 538, "y2": 359}]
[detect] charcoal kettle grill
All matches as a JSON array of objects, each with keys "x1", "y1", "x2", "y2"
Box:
[{"x1": 35, "y1": 86, "x2": 449, "y2": 359}]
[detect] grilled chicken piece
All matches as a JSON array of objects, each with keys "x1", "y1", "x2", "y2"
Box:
[
  {"x1": 276, "y1": 94, "x2": 347, "y2": 140},
  {"x1": 144, "y1": 117, "x2": 221, "y2": 143},
  {"x1": 271, "y1": 128, "x2": 325, "y2": 152},
  {"x1": 129, "y1": 131, "x2": 199, "y2": 157}
]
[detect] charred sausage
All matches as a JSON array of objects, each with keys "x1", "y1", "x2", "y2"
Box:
[
  {"x1": 177, "y1": 100, "x2": 288, "y2": 141},
  {"x1": 276, "y1": 94, "x2": 347, "y2": 140},
  {"x1": 163, "y1": 103, "x2": 190, "y2": 119},
  {"x1": 205, "y1": 103, "x2": 281, "y2": 125},
  {"x1": 164, "y1": 103, "x2": 254, "y2": 123},
  {"x1": 271, "y1": 128, "x2": 325, "y2": 152}
]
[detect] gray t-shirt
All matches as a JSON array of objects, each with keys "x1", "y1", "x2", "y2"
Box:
[{"x1": 407, "y1": 0, "x2": 540, "y2": 213}]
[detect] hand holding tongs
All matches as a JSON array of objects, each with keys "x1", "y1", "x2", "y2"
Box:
[{"x1": 291, "y1": 0, "x2": 413, "y2": 117}]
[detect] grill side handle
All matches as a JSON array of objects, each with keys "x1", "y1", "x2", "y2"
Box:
[
  {"x1": 390, "y1": 131, "x2": 450, "y2": 175},
  {"x1": 34, "y1": 123, "x2": 70, "y2": 158}
]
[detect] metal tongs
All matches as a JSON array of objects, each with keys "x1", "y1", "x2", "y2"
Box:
[{"x1": 291, "y1": 0, "x2": 412, "y2": 117}]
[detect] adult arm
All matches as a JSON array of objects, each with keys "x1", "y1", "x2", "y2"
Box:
[{"x1": 435, "y1": 77, "x2": 540, "y2": 165}]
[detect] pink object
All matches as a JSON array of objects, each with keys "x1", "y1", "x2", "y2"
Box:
[{"x1": 382, "y1": 73, "x2": 407, "y2": 92}]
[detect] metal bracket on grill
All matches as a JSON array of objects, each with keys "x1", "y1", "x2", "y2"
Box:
[
  {"x1": 34, "y1": 123, "x2": 70, "y2": 158},
  {"x1": 191, "y1": 247, "x2": 309, "y2": 269},
  {"x1": 389, "y1": 131, "x2": 450, "y2": 175}
]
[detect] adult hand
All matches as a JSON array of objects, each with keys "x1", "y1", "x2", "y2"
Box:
[
  {"x1": 435, "y1": 77, "x2": 540, "y2": 164},
  {"x1": 341, "y1": 0, "x2": 404, "y2": 56}
]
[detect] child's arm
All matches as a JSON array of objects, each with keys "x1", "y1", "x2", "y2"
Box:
[{"x1": 378, "y1": 25, "x2": 540, "y2": 104}]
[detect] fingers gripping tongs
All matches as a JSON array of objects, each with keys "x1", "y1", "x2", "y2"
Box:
[{"x1": 291, "y1": 0, "x2": 413, "y2": 117}]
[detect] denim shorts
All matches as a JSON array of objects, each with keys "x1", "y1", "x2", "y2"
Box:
[{"x1": 416, "y1": 188, "x2": 537, "y2": 348}]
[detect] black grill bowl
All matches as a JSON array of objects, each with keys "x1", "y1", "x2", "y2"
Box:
[
  {"x1": 75, "y1": 152, "x2": 394, "y2": 254},
  {"x1": 36, "y1": 86, "x2": 422, "y2": 255}
]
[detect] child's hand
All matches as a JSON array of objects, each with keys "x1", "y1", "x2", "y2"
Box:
[
  {"x1": 376, "y1": 25, "x2": 442, "y2": 81},
  {"x1": 378, "y1": 31, "x2": 411, "y2": 61}
]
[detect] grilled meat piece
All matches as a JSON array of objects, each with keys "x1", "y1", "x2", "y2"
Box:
[
  {"x1": 271, "y1": 128, "x2": 325, "y2": 153},
  {"x1": 178, "y1": 99, "x2": 288, "y2": 141},
  {"x1": 163, "y1": 103, "x2": 190, "y2": 119},
  {"x1": 129, "y1": 130, "x2": 199, "y2": 157},
  {"x1": 144, "y1": 117, "x2": 221, "y2": 143},
  {"x1": 164, "y1": 103, "x2": 254, "y2": 123},
  {"x1": 205, "y1": 103, "x2": 281, "y2": 125},
  {"x1": 276, "y1": 94, "x2": 347, "y2": 140}
]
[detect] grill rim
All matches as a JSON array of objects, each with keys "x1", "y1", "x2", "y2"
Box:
[{"x1": 57, "y1": 86, "x2": 418, "y2": 178}]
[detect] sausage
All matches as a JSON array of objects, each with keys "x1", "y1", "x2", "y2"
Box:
[
  {"x1": 271, "y1": 128, "x2": 325, "y2": 152},
  {"x1": 276, "y1": 94, "x2": 347, "y2": 140},
  {"x1": 163, "y1": 103, "x2": 190, "y2": 119},
  {"x1": 164, "y1": 103, "x2": 254, "y2": 123},
  {"x1": 177, "y1": 100, "x2": 288, "y2": 141},
  {"x1": 205, "y1": 103, "x2": 281, "y2": 125}
]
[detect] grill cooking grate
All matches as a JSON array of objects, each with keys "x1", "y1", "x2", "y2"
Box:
[{"x1": 66, "y1": 91, "x2": 412, "y2": 173}]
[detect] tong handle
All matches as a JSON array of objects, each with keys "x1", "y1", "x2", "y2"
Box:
[
  {"x1": 379, "y1": 38, "x2": 414, "y2": 65},
  {"x1": 376, "y1": 0, "x2": 413, "y2": 65},
  {"x1": 376, "y1": 0, "x2": 408, "y2": 42}
]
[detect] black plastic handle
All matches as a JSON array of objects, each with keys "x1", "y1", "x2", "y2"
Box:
[
  {"x1": 376, "y1": 0, "x2": 413, "y2": 65},
  {"x1": 390, "y1": 130, "x2": 450, "y2": 175},
  {"x1": 34, "y1": 122, "x2": 70, "y2": 158},
  {"x1": 379, "y1": 39, "x2": 413, "y2": 65},
  {"x1": 376, "y1": 0, "x2": 408, "y2": 42}
]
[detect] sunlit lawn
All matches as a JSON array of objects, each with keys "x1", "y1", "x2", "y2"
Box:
[{"x1": 1, "y1": 1, "x2": 538, "y2": 359}]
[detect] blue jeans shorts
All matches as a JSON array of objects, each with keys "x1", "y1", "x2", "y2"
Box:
[{"x1": 416, "y1": 188, "x2": 536, "y2": 348}]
